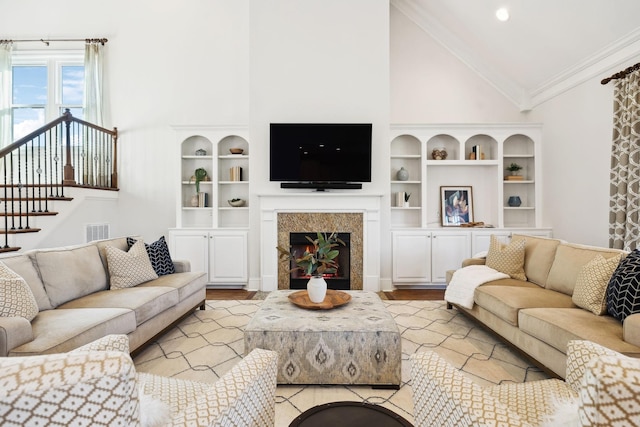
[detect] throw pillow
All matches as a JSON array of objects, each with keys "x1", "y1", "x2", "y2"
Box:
[
  {"x1": 0, "y1": 263, "x2": 38, "y2": 321},
  {"x1": 572, "y1": 254, "x2": 622, "y2": 315},
  {"x1": 106, "y1": 240, "x2": 158, "y2": 289},
  {"x1": 485, "y1": 235, "x2": 527, "y2": 281},
  {"x1": 127, "y1": 236, "x2": 175, "y2": 276},
  {"x1": 607, "y1": 249, "x2": 640, "y2": 322}
]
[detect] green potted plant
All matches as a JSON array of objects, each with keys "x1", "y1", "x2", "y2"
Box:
[
  {"x1": 192, "y1": 167, "x2": 208, "y2": 193},
  {"x1": 277, "y1": 232, "x2": 345, "y2": 303},
  {"x1": 506, "y1": 163, "x2": 523, "y2": 175}
]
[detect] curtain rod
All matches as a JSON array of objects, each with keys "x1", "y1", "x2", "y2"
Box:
[
  {"x1": 0, "y1": 38, "x2": 108, "y2": 46},
  {"x1": 601, "y1": 61, "x2": 640, "y2": 85}
]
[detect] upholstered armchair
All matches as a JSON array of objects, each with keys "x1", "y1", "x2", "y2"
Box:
[
  {"x1": 410, "y1": 340, "x2": 640, "y2": 426},
  {"x1": 0, "y1": 335, "x2": 278, "y2": 427}
]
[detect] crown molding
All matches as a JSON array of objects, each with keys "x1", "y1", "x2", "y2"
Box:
[
  {"x1": 391, "y1": 0, "x2": 527, "y2": 110},
  {"x1": 391, "y1": 0, "x2": 640, "y2": 112}
]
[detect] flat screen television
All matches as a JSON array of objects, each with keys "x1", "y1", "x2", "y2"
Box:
[{"x1": 270, "y1": 123, "x2": 372, "y2": 190}]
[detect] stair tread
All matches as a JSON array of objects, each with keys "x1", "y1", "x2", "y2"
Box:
[
  {"x1": 0, "y1": 228, "x2": 41, "y2": 235},
  {"x1": 0, "y1": 247, "x2": 21, "y2": 253}
]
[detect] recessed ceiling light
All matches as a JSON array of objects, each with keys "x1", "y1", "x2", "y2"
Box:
[{"x1": 496, "y1": 7, "x2": 509, "y2": 22}]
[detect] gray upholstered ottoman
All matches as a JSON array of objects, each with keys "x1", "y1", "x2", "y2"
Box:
[{"x1": 244, "y1": 290, "x2": 401, "y2": 386}]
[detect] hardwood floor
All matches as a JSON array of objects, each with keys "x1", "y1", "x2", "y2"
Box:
[{"x1": 206, "y1": 288, "x2": 445, "y2": 300}]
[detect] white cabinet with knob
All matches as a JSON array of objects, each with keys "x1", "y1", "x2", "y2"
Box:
[
  {"x1": 168, "y1": 229, "x2": 248, "y2": 286},
  {"x1": 392, "y1": 228, "x2": 552, "y2": 287},
  {"x1": 392, "y1": 230, "x2": 471, "y2": 285}
]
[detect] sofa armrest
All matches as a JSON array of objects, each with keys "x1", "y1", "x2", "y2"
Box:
[
  {"x1": 0, "y1": 316, "x2": 33, "y2": 357},
  {"x1": 565, "y1": 340, "x2": 622, "y2": 393},
  {"x1": 172, "y1": 348, "x2": 278, "y2": 426},
  {"x1": 410, "y1": 351, "x2": 530, "y2": 427},
  {"x1": 70, "y1": 334, "x2": 130, "y2": 353},
  {"x1": 624, "y1": 313, "x2": 640, "y2": 347},
  {"x1": 172, "y1": 259, "x2": 191, "y2": 273},
  {"x1": 462, "y1": 257, "x2": 486, "y2": 267},
  {"x1": 0, "y1": 350, "x2": 140, "y2": 425}
]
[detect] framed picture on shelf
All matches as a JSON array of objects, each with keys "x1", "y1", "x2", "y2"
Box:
[{"x1": 441, "y1": 186, "x2": 473, "y2": 226}]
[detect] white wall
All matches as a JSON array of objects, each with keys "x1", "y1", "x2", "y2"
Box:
[
  {"x1": 1, "y1": 0, "x2": 632, "y2": 284},
  {"x1": 527, "y1": 60, "x2": 640, "y2": 246},
  {"x1": 248, "y1": 0, "x2": 390, "y2": 283},
  {"x1": 0, "y1": 0, "x2": 250, "y2": 246}
]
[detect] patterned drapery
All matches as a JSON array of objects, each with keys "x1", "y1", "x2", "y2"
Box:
[{"x1": 609, "y1": 70, "x2": 640, "y2": 250}]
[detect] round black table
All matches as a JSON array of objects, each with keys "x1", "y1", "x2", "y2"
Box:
[{"x1": 289, "y1": 401, "x2": 414, "y2": 427}]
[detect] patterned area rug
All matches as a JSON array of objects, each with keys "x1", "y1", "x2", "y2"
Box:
[{"x1": 133, "y1": 300, "x2": 549, "y2": 426}]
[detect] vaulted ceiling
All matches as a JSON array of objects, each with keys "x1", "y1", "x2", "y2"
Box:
[{"x1": 392, "y1": 0, "x2": 640, "y2": 110}]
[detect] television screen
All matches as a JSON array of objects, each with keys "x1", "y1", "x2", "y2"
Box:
[{"x1": 270, "y1": 123, "x2": 372, "y2": 185}]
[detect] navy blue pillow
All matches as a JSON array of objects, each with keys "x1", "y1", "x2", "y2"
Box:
[
  {"x1": 127, "y1": 236, "x2": 176, "y2": 276},
  {"x1": 606, "y1": 249, "x2": 640, "y2": 322}
]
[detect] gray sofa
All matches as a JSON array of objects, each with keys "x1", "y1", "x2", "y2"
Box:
[
  {"x1": 446, "y1": 234, "x2": 640, "y2": 378},
  {"x1": 0, "y1": 236, "x2": 206, "y2": 357}
]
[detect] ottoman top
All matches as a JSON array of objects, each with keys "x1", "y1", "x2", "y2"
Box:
[{"x1": 245, "y1": 290, "x2": 398, "y2": 333}]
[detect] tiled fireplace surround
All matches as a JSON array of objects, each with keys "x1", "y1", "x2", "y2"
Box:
[{"x1": 258, "y1": 194, "x2": 382, "y2": 292}]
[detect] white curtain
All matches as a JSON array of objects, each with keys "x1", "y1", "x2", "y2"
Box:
[
  {"x1": 84, "y1": 41, "x2": 103, "y2": 126},
  {"x1": 83, "y1": 41, "x2": 105, "y2": 185},
  {"x1": 0, "y1": 42, "x2": 12, "y2": 148}
]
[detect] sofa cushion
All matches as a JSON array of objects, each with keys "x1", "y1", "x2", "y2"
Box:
[
  {"x1": 572, "y1": 254, "x2": 622, "y2": 315},
  {"x1": 0, "y1": 264, "x2": 38, "y2": 321},
  {"x1": 137, "y1": 271, "x2": 207, "y2": 302},
  {"x1": 106, "y1": 240, "x2": 158, "y2": 289},
  {"x1": 546, "y1": 243, "x2": 626, "y2": 296},
  {"x1": 0, "y1": 255, "x2": 52, "y2": 311},
  {"x1": 511, "y1": 234, "x2": 562, "y2": 288},
  {"x1": 127, "y1": 236, "x2": 176, "y2": 276},
  {"x1": 606, "y1": 249, "x2": 640, "y2": 322},
  {"x1": 8, "y1": 308, "x2": 136, "y2": 356},
  {"x1": 59, "y1": 286, "x2": 179, "y2": 325},
  {"x1": 485, "y1": 235, "x2": 526, "y2": 281},
  {"x1": 518, "y1": 308, "x2": 640, "y2": 357},
  {"x1": 32, "y1": 244, "x2": 108, "y2": 307},
  {"x1": 474, "y1": 285, "x2": 575, "y2": 326}
]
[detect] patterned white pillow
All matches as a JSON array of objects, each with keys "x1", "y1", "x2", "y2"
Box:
[
  {"x1": 106, "y1": 240, "x2": 158, "y2": 289},
  {"x1": 0, "y1": 263, "x2": 38, "y2": 321},
  {"x1": 572, "y1": 254, "x2": 622, "y2": 315},
  {"x1": 485, "y1": 235, "x2": 527, "y2": 281}
]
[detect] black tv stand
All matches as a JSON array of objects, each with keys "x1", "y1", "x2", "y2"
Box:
[{"x1": 280, "y1": 182, "x2": 362, "y2": 191}]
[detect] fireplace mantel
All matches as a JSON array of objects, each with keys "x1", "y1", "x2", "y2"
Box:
[{"x1": 258, "y1": 193, "x2": 382, "y2": 292}]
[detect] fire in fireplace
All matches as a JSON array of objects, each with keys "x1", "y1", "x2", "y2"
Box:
[{"x1": 288, "y1": 232, "x2": 350, "y2": 290}]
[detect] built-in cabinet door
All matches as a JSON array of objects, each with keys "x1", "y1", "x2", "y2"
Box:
[
  {"x1": 169, "y1": 229, "x2": 248, "y2": 285},
  {"x1": 431, "y1": 231, "x2": 471, "y2": 283},
  {"x1": 209, "y1": 230, "x2": 248, "y2": 284},
  {"x1": 168, "y1": 229, "x2": 209, "y2": 276},
  {"x1": 392, "y1": 231, "x2": 431, "y2": 282}
]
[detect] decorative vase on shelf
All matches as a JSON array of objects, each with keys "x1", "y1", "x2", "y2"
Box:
[
  {"x1": 307, "y1": 275, "x2": 327, "y2": 303},
  {"x1": 432, "y1": 147, "x2": 448, "y2": 160},
  {"x1": 508, "y1": 196, "x2": 522, "y2": 207},
  {"x1": 397, "y1": 167, "x2": 409, "y2": 181},
  {"x1": 189, "y1": 195, "x2": 199, "y2": 207}
]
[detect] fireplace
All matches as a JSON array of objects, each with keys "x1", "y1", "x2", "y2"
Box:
[{"x1": 288, "y1": 232, "x2": 351, "y2": 290}]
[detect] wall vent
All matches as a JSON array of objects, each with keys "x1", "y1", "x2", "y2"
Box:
[{"x1": 85, "y1": 224, "x2": 110, "y2": 242}]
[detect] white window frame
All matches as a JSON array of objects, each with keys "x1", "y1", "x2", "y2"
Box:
[{"x1": 11, "y1": 50, "x2": 84, "y2": 135}]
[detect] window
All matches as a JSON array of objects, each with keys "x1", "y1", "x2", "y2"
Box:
[{"x1": 11, "y1": 51, "x2": 84, "y2": 141}]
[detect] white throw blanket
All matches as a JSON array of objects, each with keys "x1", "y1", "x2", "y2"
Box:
[{"x1": 445, "y1": 265, "x2": 510, "y2": 309}]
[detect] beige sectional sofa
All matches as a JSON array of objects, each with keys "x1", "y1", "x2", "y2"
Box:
[
  {"x1": 0, "y1": 236, "x2": 206, "y2": 357},
  {"x1": 446, "y1": 234, "x2": 640, "y2": 378}
]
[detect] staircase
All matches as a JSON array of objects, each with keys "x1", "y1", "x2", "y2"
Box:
[{"x1": 0, "y1": 110, "x2": 118, "y2": 252}]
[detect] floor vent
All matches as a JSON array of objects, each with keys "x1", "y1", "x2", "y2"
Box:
[{"x1": 86, "y1": 223, "x2": 110, "y2": 242}]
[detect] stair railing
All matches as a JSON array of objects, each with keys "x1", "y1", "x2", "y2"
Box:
[{"x1": 0, "y1": 109, "x2": 118, "y2": 249}]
